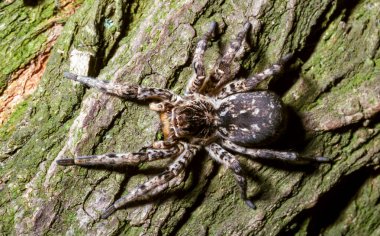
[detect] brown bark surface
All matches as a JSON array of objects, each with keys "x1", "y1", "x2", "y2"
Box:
[{"x1": 0, "y1": 0, "x2": 379, "y2": 235}]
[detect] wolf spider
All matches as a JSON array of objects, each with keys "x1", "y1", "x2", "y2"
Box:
[{"x1": 57, "y1": 21, "x2": 329, "y2": 219}]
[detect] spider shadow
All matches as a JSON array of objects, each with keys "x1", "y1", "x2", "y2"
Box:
[
  {"x1": 23, "y1": 0, "x2": 45, "y2": 7},
  {"x1": 78, "y1": 162, "x2": 169, "y2": 204},
  {"x1": 76, "y1": 164, "x2": 166, "y2": 176},
  {"x1": 259, "y1": 106, "x2": 325, "y2": 173},
  {"x1": 237, "y1": 158, "x2": 270, "y2": 203},
  {"x1": 237, "y1": 105, "x2": 328, "y2": 203},
  {"x1": 84, "y1": 150, "x2": 215, "y2": 214},
  {"x1": 239, "y1": 157, "x2": 325, "y2": 206}
]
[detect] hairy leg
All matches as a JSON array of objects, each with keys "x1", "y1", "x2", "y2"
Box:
[
  {"x1": 206, "y1": 143, "x2": 256, "y2": 209},
  {"x1": 56, "y1": 144, "x2": 181, "y2": 167},
  {"x1": 217, "y1": 54, "x2": 292, "y2": 98},
  {"x1": 64, "y1": 72, "x2": 180, "y2": 102},
  {"x1": 185, "y1": 21, "x2": 217, "y2": 95},
  {"x1": 221, "y1": 140, "x2": 330, "y2": 163},
  {"x1": 101, "y1": 143, "x2": 199, "y2": 218},
  {"x1": 204, "y1": 22, "x2": 251, "y2": 94}
]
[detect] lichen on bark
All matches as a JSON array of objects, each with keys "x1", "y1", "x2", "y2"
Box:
[{"x1": 0, "y1": 0, "x2": 379, "y2": 235}]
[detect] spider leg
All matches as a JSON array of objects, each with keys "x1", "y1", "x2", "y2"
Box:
[
  {"x1": 221, "y1": 140, "x2": 331, "y2": 163},
  {"x1": 206, "y1": 143, "x2": 256, "y2": 209},
  {"x1": 56, "y1": 145, "x2": 181, "y2": 167},
  {"x1": 217, "y1": 54, "x2": 292, "y2": 98},
  {"x1": 101, "y1": 143, "x2": 199, "y2": 219},
  {"x1": 63, "y1": 72, "x2": 180, "y2": 102},
  {"x1": 185, "y1": 21, "x2": 217, "y2": 95},
  {"x1": 205, "y1": 22, "x2": 251, "y2": 94}
]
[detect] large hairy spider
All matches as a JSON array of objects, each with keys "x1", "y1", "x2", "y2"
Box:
[{"x1": 57, "y1": 22, "x2": 329, "y2": 219}]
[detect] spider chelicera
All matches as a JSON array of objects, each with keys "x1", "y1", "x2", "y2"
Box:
[{"x1": 57, "y1": 21, "x2": 330, "y2": 219}]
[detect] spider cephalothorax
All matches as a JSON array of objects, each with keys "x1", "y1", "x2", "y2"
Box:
[
  {"x1": 170, "y1": 98, "x2": 217, "y2": 141},
  {"x1": 57, "y1": 21, "x2": 329, "y2": 219}
]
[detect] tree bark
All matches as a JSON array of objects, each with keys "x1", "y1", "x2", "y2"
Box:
[{"x1": 0, "y1": 0, "x2": 379, "y2": 235}]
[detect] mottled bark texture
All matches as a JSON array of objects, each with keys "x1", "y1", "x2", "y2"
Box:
[{"x1": 0, "y1": 0, "x2": 379, "y2": 235}]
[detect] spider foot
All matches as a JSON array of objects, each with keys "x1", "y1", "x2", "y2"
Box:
[
  {"x1": 242, "y1": 21, "x2": 252, "y2": 32},
  {"x1": 63, "y1": 72, "x2": 78, "y2": 81},
  {"x1": 245, "y1": 199, "x2": 256, "y2": 209},
  {"x1": 101, "y1": 205, "x2": 117, "y2": 219},
  {"x1": 207, "y1": 21, "x2": 218, "y2": 37},
  {"x1": 297, "y1": 155, "x2": 333, "y2": 164},
  {"x1": 312, "y1": 156, "x2": 332, "y2": 163},
  {"x1": 280, "y1": 53, "x2": 293, "y2": 64},
  {"x1": 56, "y1": 158, "x2": 75, "y2": 166}
]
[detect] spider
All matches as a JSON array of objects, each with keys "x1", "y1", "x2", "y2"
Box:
[{"x1": 57, "y1": 21, "x2": 330, "y2": 219}]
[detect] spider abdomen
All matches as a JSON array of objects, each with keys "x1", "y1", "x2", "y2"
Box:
[{"x1": 217, "y1": 91, "x2": 286, "y2": 147}]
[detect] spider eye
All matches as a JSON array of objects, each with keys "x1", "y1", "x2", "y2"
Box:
[
  {"x1": 172, "y1": 105, "x2": 215, "y2": 139},
  {"x1": 176, "y1": 115, "x2": 186, "y2": 127},
  {"x1": 172, "y1": 108, "x2": 193, "y2": 135}
]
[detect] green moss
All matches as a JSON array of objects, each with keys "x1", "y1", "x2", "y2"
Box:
[
  {"x1": 342, "y1": 74, "x2": 370, "y2": 92},
  {"x1": 0, "y1": 99, "x2": 30, "y2": 141},
  {"x1": 156, "y1": 131, "x2": 163, "y2": 140},
  {"x1": 0, "y1": 207, "x2": 15, "y2": 234},
  {"x1": 0, "y1": 0, "x2": 59, "y2": 77},
  {"x1": 122, "y1": 226, "x2": 144, "y2": 236}
]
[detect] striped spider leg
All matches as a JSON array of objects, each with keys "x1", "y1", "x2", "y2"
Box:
[
  {"x1": 203, "y1": 22, "x2": 252, "y2": 95},
  {"x1": 221, "y1": 140, "x2": 330, "y2": 163},
  {"x1": 63, "y1": 72, "x2": 181, "y2": 103},
  {"x1": 217, "y1": 54, "x2": 293, "y2": 99},
  {"x1": 185, "y1": 21, "x2": 217, "y2": 95},
  {"x1": 101, "y1": 142, "x2": 199, "y2": 219},
  {"x1": 206, "y1": 143, "x2": 256, "y2": 209},
  {"x1": 56, "y1": 141, "x2": 181, "y2": 167}
]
